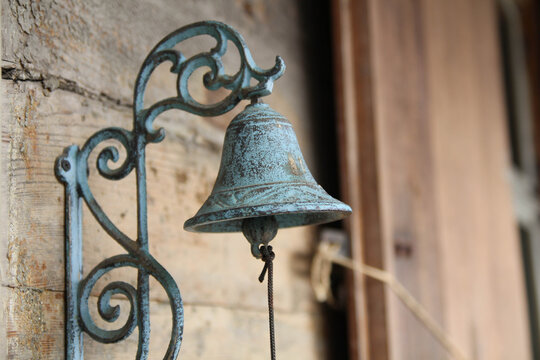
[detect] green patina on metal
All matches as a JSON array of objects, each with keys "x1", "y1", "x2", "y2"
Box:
[
  {"x1": 55, "y1": 20, "x2": 351, "y2": 360},
  {"x1": 184, "y1": 102, "x2": 351, "y2": 257}
]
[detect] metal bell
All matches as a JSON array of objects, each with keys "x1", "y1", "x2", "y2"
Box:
[{"x1": 184, "y1": 102, "x2": 352, "y2": 238}]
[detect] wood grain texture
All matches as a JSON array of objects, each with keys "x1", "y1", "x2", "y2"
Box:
[
  {"x1": 1, "y1": 0, "x2": 331, "y2": 358},
  {"x1": 4, "y1": 287, "x2": 324, "y2": 360},
  {"x1": 1, "y1": 52, "x2": 10, "y2": 359},
  {"x1": 1, "y1": 80, "x2": 318, "y2": 312},
  {"x1": 333, "y1": 0, "x2": 531, "y2": 358},
  {"x1": 368, "y1": 1, "x2": 445, "y2": 359},
  {"x1": 331, "y1": 0, "x2": 382, "y2": 359},
  {"x1": 1, "y1": 78, "x2": 323, "y2": 359},
  {"x1": 423, "y1": 0, "x2": 530, "y2": 358}
]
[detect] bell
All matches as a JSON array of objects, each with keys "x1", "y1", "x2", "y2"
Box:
[{"x1": 184, "y1": 102, "x2": 351, "y2": 256}]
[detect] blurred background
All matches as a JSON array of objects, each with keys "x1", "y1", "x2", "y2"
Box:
[{"x1": 1, "y1": 0, "x2": 539, "y2": 359}]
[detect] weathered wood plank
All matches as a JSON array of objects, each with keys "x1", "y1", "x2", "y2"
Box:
[
  {"x1": 331, "y1": 0, "x2": 377, "y2": 358},
  {"x1": 333, "y1": 0, "x2": 531, "y2": 358},
  {"x1": 1, "y1": 0, "x2": 304, "y2": 109},
  {"x1": 2, "y1": 80, "x2": 318, "y2": 314},
  {"x1": 423, "y1": 0, "x2": 530, "y2": 358},
  {"x1": 4, "y1": 286, "x2": 325, "y2": 360},
  {"x1": 1, "y1": 58, "x2": 11, "y2": 359},
  {"x1": 1, "y1": 1, "x2": 341, "y2": 359},
  {"x1": 368, "y1": 1, "x2": 446, "y2": 359},
  {"x1": 334, "y1": 0, "x2": 445, "y2": 358},
  {"x1": 0, "y1": 0, "x2": 316, "y2": 155},
  {"x1": 0, "y1": 287, "x2": 8, "y2": 359}
]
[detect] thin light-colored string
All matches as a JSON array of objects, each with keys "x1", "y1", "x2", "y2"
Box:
[{"x1": 311, "y1": 242, "x2": 469, "y2": 360}]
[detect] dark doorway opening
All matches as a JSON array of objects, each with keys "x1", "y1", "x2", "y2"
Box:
[{"x1": 299, "y1": 1, "x2": 350, "y2": 358}]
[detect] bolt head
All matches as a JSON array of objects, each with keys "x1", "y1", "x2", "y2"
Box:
[{"x1": 61, "y1": 159, "x2": 71, "y2": 171}]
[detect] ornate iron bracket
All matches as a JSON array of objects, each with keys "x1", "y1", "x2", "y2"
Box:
[{"x1": 55, "y1": 21, "x2": 285, "y2": 360}]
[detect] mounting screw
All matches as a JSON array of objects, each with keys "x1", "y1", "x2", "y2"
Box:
[{"x1": 61, "y1": 159, "x2": 71, "y2": 171}]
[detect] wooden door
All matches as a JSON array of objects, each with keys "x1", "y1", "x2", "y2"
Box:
[{"x1": 332, "y1": 0, "x2": 531, "y2": 359}]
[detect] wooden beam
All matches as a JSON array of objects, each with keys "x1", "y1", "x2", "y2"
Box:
[{"x1": 332, "y1": 0, "x2": 531, "y2": 358}]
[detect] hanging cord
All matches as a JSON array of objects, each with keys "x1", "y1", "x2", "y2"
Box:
[
  {"x1": 311, "y1": 241, "x2": 470, "y2": 360},
  {"x1": 259, "y1": 245, "x2": 276, "y2": 360}
]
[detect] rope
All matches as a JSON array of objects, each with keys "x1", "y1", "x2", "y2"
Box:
[
  {"x1": 311, "y1": 242, "x2": 470, "y2": 360},
  {"x1": 259, "y1": 245, "x2": 276, "y2": 360}
]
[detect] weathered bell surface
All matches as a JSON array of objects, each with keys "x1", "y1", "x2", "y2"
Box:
[{"x1": 184, "y1": 103, "x2": 352, "y2": 233}]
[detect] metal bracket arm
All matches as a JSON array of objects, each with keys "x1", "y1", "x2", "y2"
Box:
[{"x1": 55, "y1": 20, "x2": 284, "y2": 360}]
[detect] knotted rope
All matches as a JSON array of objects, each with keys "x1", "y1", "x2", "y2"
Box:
[{"x1": 259, "y1": 245, "x2": 276, "y2": 360}]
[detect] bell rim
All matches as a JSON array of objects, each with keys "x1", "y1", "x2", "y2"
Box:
[{"x1": 183, "y1": 201, "x2": 352, "y2": 233}]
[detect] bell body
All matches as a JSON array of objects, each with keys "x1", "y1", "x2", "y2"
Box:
[{"x1": 184, "y1": 103, "x2": 351, "y2": 232}]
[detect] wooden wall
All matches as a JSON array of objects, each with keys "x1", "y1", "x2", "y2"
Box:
[
  {"x1": 0, "y1": 1, "x2": 331, "y2": 359},
  {"x1": 333, "y1": 0, "x2": 531, "y2": 359}
]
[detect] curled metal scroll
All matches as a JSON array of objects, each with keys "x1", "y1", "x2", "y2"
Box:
[
  {"x1": 56, "y1": 129, "x2": 184, "y2": 360},
  {"x1": 56, "y1": 20, "x2": 284, "y2": 360},
  {"x1": 133, "y1": 20, "x2": 285, "y2": 143}
]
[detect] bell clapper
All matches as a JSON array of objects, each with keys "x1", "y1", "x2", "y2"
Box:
[
  {"x1": 242, "y1": 216, "x2": 278, "y2": 258},
  {"x1": 242, "y1": 216, "x2": 278, "y2": 360}
]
